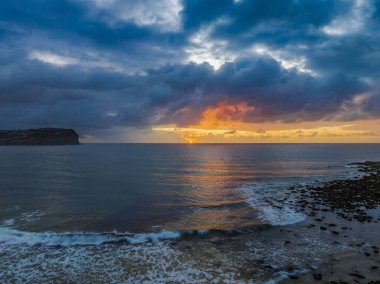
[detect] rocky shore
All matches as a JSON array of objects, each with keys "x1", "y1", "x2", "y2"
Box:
[
  {"x1": 171, "y1": 161, "x2": 380, "y2": 283},
  {"x1": 0, "y1": 128, "x2": 79, "y2": 145},
  {"x1": 300, "y1": 161, "x2": 380, "y2": 223},
  {"x1": 280, "y1": 161, "x2": 380, "y2": 283}
]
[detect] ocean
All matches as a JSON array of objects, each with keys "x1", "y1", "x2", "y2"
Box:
[{"x1": 1, "y1": 144, "x2": 380, "y2": 282}]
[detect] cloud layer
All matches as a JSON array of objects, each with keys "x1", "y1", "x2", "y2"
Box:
[{"x1": 0, "y1": 0, "x2": 379, "y2": 138}]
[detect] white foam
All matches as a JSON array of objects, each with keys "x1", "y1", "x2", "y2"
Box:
[
  {"x1": 241, "y1": 162, "x2": 370, "y2": 226},
  {"x1": 127, "y1": 230, "x2": 182, "y2": 244},
  {"x1": 19, "y1": 210, "x2": 44, "y2": 224},
  {"x1": 344, "y1": 164, "x2": 359, "y2": 168},
  {"x1": 2, "y1": 218, "x2": 15, "y2": 226},
  {"x1": 264, "y1": 268, "x2": 312, "y2": 284},
  {"x1": 0, "y1": 226, "x2": 183, "y2": 246},
  {"x1": 1, "y1": 210, "x2": 44, "y2": 228},
  {"x1": 256, "y1": 205, "x2": 306, "y2": 226},
  {"x1": 5, "y1": 205, "x2": 21, "y2": 212},
  {"x1": 0, "y1": 232, "x2": 238, "y2": 283},
  {"x1": 241, "y1": 182, "x2": 307, "y2": 226}
]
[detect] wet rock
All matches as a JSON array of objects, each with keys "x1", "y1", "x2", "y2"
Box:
[
  {"x1": 297, "y1": 162, "x2": 380, "y2": 223},
  {"x1": 285, "y1": 264, "x2": 295, "y2": 272},
  {"x1": 313, "y1": 273, "x2": 322, "y2": 280},
  {"x1": 210, "y1": 238, "x2": 225, "y2": 245},
  {"x1": 349, "y1": 272, "x2": 365, "y2": 279}
]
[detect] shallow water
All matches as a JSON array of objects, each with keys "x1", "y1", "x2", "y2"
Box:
[{"x1": 1, "y1": 144, "x2": 380, "y2": 282}]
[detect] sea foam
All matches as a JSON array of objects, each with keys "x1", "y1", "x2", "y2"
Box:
[
  {"x1": 0, "y1": 226, "x2": 213, "y2": 247},
  {"x1": 241, "y1": 182, "x2": 307, "y2": 226},
  {"x1": 241, "y1": 162, "x2": 367, "y2": 226},
  {"x1": 0, "y1": 226, "x2": 185, "y2": 246}
]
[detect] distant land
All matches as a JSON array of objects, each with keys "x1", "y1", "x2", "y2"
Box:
[{"x1": 0, "y1": 128, "x2": 79, "y2": 145}]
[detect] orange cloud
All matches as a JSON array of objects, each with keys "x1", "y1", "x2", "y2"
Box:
[{"x1": 152, "y1": 102, "x2": 380, "y2": 143}]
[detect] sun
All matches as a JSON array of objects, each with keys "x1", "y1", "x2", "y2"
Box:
[
  {"x1": 184, "y1": 137, "x2": 196, "y2": 144},
  {"x1": 182, "y1": 133, "x2": 198, "y2": 144}
]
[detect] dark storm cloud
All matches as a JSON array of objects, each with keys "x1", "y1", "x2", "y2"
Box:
[
  {"x1": 182, "y1": 0, "x2": 349, "y2": 49},
  {"x1": 0, "y1": 0, "x2": 186, "y2": 72},
  {"x1": 0, "y1": 0, "x2": 179, "y2": 45},
  {"x1": 0, "y1": 0, "x2": 379, "y2": 136},
  {"x1": 182, "y1": 0, "x2": 340, "y2": 31},
  {"x1": 0, "y1": 53, "x2": 368, "y2": 130},
  {"x1": 373, "y1": 0, "x2": 380, "y2": 19},
  {"x1": 182, "y1": 0, "x2": 234, "y2": 31}
]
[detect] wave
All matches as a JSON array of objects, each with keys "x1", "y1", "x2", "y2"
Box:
[
  {"x1": 0, "y1": 226, "x2": 212, "y2": 247},
  {"x1": 241, "y1": 182, "x2": 307, "y2": 226},
  {"x1": 264, "y1": 268, "x2": 312, "y2": 284},
  {"x1": 241, "y1": 162, "x2": 367, "y2": 226}
]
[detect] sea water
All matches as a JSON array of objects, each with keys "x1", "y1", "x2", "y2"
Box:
[{"x1": 1, "y1": 144, "x2": 380, "y2": 282}]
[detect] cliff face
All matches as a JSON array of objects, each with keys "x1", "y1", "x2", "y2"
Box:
[{"x1": 0, "y1": 128, "x2": 79, "y2": 145}]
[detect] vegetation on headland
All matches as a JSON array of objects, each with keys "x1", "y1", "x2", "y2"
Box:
[{"x1": 0, "y1": 128, "x2": 79, "y2": 145}]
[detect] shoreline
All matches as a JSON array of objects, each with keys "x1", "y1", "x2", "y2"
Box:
[
  {"x1": 0, "y1": 161, "x2": 379, "y2": 283},
  {"x1": 147, "y1": 161, "x2": 380, "y2": 283},
  {"x1": 279, "y1": 161, "x2": 380, "y2": 283}
]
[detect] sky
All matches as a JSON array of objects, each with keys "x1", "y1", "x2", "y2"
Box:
[{"x1": 1, "y1": 0, "x2": 380, "y2": 143}]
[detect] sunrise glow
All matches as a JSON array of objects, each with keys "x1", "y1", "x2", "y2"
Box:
[{"x1": 153, "y1": 102, "x2": 380, "y2": 143}]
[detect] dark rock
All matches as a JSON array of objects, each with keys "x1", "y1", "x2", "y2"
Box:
[
  {"x1": 0, "y1": 128, "x2": 79, "y2": 145},
  {"x1": 296, "y1": 161, "x2": 380, "y2": 223},
  {"x1": 313, "y1": 273, "x2": 322, "y2": 280},
  {"x1": 210, "y1": 238, "x2": 225, "y2": 245},
  {"x1": 349, "y1": 272, "x2": 365, "y2": 279},
  {"x1": 285, "y1": 265, "x2": 295, "y2": 272}
]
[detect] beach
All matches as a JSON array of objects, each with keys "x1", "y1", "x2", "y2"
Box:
[{"x1": 281, "y1": 161, "x2": 380, "y2": 283}]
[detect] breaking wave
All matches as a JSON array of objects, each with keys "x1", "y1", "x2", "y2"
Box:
[
  {"x1": 0, "y1": 226, "x2": 210, "y2": 247},
  {"x1": 241, "y1": 182, "x2": 307, "y2": 226}
]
